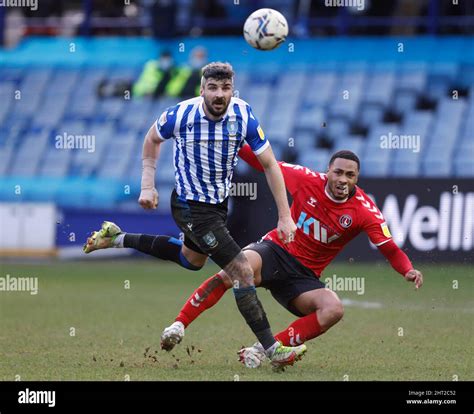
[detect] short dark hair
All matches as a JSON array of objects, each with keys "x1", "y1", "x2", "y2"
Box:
[
  {"x1": 329, "y1": 150, "x2": 360, "y2": 170},
  {"x1": 201, "y1": 62, "x2": 234, "y2": 86}
]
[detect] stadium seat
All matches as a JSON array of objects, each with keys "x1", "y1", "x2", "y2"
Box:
[
  {"x1": 392, "y1": 152, "x2": 421, "y2": 176},
  {"x1": 359, "y1": 104, "x2": 385, "y2": 127},
  {"x1": 361, "y1": 156, "x2": 391, "y2": 177},
  {"x1": 392, "y1": 90, "x2": 418, "y2": 114},
  {"x1": 298, "y1": 149, "x2": 330, "y2": 172},
  {"x1": 304, "y1": 73, "x2": 336, "y2": 106},
  {"x1": 364, "y1": 72, "x2": 395, "y2": 105},
  {"x1": 295, "y1": 106, "x2": 325, "y2": 133},
  {"x1": 397, "y1": 64, "x2": 427, "y2": 93},
  {"x1": 323, "y1": 117, "x2": 349, "y2": 141},
  {"x1": 9, "y1": 132, "x2": 49, "y2": 177},
  {"x1": 333, "y1": 136, "x2": 365, "y2": 155},
  {"x1": 244, "y1": 84, "x2": 272, "y2": 116},
  {"x1": 39, "y1": 148, "x2": 72, "y2": 177},
  {"x1": 0, "y1": 146, "x2": 14, "y2": 176},
  {"x1": 422, "y1": 151, "x2": 453, "y2": 177},
  {"x1": 293, "y1": 131, "x2": 317, "y2": 150},
  {"x1": 2, "y1": 55, "x2": 473, "y2": 210},
  {"x1": 454, "y1": 157, "x2": 474, "y2": 177}
]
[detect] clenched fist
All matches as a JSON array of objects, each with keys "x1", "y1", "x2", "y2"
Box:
[{"x1": 139, "y1": 188, "x2": 158, "y2": 210}]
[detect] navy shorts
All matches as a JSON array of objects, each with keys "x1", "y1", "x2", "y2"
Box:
[
  {"x1": 170, "y1": 189, "x2": 242, "y2": 269},
  {"x1": 243, "y1": 240, "x2": 325, "y2": 317}
]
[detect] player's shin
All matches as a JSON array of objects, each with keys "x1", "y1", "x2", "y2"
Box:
[
  {"x1": 233, "y1": 286, "x2": 279, "y2": 356},
  {"x1": 175, "y1": 274, "x2": 229, "y2": 327},
  {"x1": 121, "y1": 234, "x2": 202, "y2": 270},
  {"x1": 275, "y1": 312, "x2": 323, "y2": 346}
]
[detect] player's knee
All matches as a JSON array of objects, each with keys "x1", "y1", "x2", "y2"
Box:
[
  {"x1": 328, "y1": 300, "x2": 344, "y2": 322},
  {"x1": 224, "y1": 253, "x2": 255, "y2": 288}
]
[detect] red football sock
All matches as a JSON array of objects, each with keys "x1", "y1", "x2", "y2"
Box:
[
  {"x1": 275, "y1": 312, "x2": 323, "y2": 346},
  {"x1": 176, "y1": 274, "x2": 229, "y2": 328}
]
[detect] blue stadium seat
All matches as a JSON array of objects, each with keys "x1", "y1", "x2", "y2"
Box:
[
  {"x1": 304, "y1": 73, "x2": 336, "y2": 106},
  {"x1": 392, "y1": 152, "x2": 421, "y2": 177},
  {"x1": 293, "y1": 131, "x2": 316, "y2": 150},
  {"x1": 67, "y1": 95, "x2": 98, "y2": 120},
  {"x1": 325, "y1": 117, "x2": 350, "y2": 140},
  {"x1": 234, "y1": 70, "x2": 249, "y2": 93},
  {"x1": 422, "y1": 152, "x2": 453, "y2": 177},
  {"x1": 397, "y1": 64, "x2": 427, "y2": 93},
  {"x1": 10, "y1": 90, "x2": 42, "y2": 120},
  {"x1": 453, "y1": 157, "x2": 474, "y2": 177},
  {"x1": 244, "y1": 84, "x2": 271, "y2": 118},
  {"x1": 9, "y1": 132, "x2": 49, "y2": 176},
  {"x1": 96, "y1": 133, "x2": 135, "y2": 179},
  {"x1": 295, "y1": 106, "x2": 325, "y2": 133},
  {"x1": 392, "y1": 90, "x2": 418, "y2": 114},
  {"x1": 95, "y1": 98, "x2": 125, "y2": 122},
  {"x1": 359, "y1": 104, "x2": 384, "y2": 126},
  {"x1": 265, "y1": 112, "x2": 294, "y2": 143},
  {"x1": 0, "y1": 146, "x2": 14, "y2": 176},
  {"x1": 39, "y1": 148, "x2": 72, "y2": 177},
  {"x1": 364, "y1": 72, "x2": 395, "y2": 105},
  {"x1": 361, "y1": 157, "x2": 391, "y2": 177},
  {"x1": 1, "y1": 57, "x2": 470, "y2": 207},
  {"x1": 298, "y1": 149, "x2": 330, "y2": 172},
  {"x1": 48, "y1": 69, "x2": 81, "y2": 95},
  {"x1": 333, "y1": 136, "x2": 365, "y2": 155},
  {"x1": 0, "y1": 82, "x2": 16, "y2": 97},
  {"x1": 0, "y1": 99, "x2": 12, "y2": 126}
]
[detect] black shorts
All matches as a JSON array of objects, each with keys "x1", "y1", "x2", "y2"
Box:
[
  {"x1": 243, "y1": 240, "x2": 325, "y2": 317},
  {"x1": 170, "y1": 189, "x2": 242, "y2": 269}
]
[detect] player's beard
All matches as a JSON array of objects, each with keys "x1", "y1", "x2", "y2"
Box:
[{"x1": 204, "y1": 96, "x2": 229, "y2": 118}]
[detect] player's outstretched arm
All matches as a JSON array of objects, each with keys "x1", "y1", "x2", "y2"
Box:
[
  {"x1": 238, "y1": 144, "x2": 265, "y2": 172},
  {"x1": 377, "y1": 240, "x2": 423, "y2": 289},
  {"x1": 256, "y1": 146, "x2": 296, "y2": 244},
  {"x1": 138, "y1": 122, "x2": 162, "y2": 210}
]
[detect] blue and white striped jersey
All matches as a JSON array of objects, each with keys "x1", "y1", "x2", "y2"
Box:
[{"x1": 155, "y1": 96, "x2": 269, "y2": 204}]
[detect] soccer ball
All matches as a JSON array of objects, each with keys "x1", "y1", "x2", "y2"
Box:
[{"x1": 243, "y1": 8, "x2": 289, "y2": 51}]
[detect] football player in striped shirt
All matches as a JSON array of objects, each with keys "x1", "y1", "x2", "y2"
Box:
[
  {"x1": 84, "y1": 62, "x2": 306, "y2": 369},
  {"x1": 157, "y1": 145, "x2": 423, "y2": 368}
]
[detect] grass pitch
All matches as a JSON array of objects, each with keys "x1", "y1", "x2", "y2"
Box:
[{"x1": 0, "y1": 260, "x2": 472, "y2": 381}]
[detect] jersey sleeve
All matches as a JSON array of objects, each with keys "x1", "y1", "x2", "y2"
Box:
[
  {"x1": 244, "y1": 105, "x2": 270, "y2": 155},
  {"x1": 278, "y1": 162, "x2": 321, "y2": 197},
  {"x1": 356, "y1": 192, "x2": 393, "y2": 247},
  {"x1": 155, "y1": 106, "x2": 178, "y2": 141}
]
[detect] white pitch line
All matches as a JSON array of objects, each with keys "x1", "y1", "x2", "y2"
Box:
[{"x1": 341, "y1": 298, "x2": 384, "y2": 309}]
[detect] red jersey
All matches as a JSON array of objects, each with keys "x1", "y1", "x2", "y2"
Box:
[{"x1": 263, "y1": 162, "x2": 393, "y2": 278}]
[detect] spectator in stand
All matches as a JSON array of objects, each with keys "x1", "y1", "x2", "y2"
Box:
[
  {"x1": 132, "y1": 49, "x2": 177, "y2": 98},
  {"x1": 165, "y1": 46, "x2": 208, "y2": 99}
]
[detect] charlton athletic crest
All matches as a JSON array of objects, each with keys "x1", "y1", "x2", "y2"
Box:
[{"x1": 339, "y1": 214, "x2": 352, "y2": 228}]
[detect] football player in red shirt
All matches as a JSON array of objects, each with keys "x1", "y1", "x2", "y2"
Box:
[{"x1": 159, "y1": 144, "x2": 423, "y2": 368}]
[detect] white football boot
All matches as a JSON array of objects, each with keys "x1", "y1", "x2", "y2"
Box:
[
  {"x1": 160, "y1": 321, "x2": 185, "y2": 351},
  {"x1": 237, "y1": 342, "x2": 267, "y2": 368}
]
